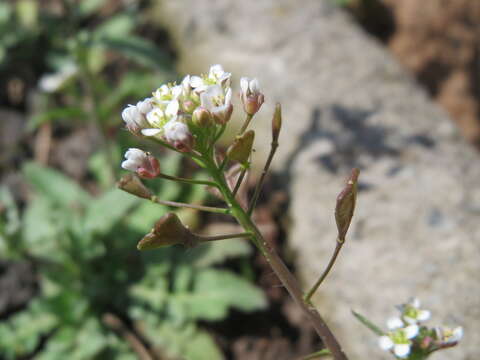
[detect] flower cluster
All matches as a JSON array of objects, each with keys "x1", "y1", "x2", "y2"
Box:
[
  {"x1": 120, "y1": 64, "x2": 264, "y2": 177},
  {"x1": 377, "y1": 298, "x2": 463, "y2": 359}
]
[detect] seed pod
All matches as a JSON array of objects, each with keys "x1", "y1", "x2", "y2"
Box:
[
  {"x1": 117, "y1": 173, "x2": 153, "y2": 199},
  {"x1": 226, "y1": 130, "x2": 255, "y2": 166},
  {"x1": 335, "y1": 168, "x2": 360, "y2": 242}
]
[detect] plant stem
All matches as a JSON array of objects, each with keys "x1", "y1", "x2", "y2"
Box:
[
  {"x1": 247, "y1": 136, "x2": 278, "y2": 216},
  {"x1": 150, "y1": 195, "x2": 230, "y2": 215},
  {"x1": 206, "y1": 156, "x2": 348, "y2": 360},
  {"x1": 198, "y1": 232, "x2": 252, "y2": 242},
  {"x1": 240, "y1": 114, "x2": 253, "y2": 134},
  {"x1": 232, "y1": 168, "x2": 247, "y2": 197},
  {"x1": 304, "y1": 239, "x2": 344, "y2": 303},
  {"x1": 157, "y1": 173, "x2": 217, "y2": 187}
]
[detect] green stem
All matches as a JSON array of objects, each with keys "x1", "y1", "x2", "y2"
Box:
[
  {"x1": 157, "y1": 173, "x2": 217, "y2": 187},
  {"x1": 304, "y1": 240, "x2": 344, "y2": 303},
  {"x1": 150, "y1": 196, "x2": 230, "y2": 215},
  {"x1": 205, "y1": 155, "x2": 348, "y2": 360}
]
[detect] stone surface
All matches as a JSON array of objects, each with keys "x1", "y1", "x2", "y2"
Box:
[{"x1": 153, "y1": 1, "x2": 480, "y2": 358}]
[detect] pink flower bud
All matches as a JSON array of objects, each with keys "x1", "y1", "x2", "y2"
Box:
[
  {"x1": 121, "y1": 105, "x2": 149, "y2": 135},
  {"x1": 192, "y1": 106, "x2": 213, "y2": 127},
  {"x1": 121, "y1": 148, "x2": 161, "y2": 179},
  {"x1": 163, "y1": 121, "x2": 194, "y2": 152},
  {"x1": 240, "y1": 77, "x2": 265, "y2": 116}
]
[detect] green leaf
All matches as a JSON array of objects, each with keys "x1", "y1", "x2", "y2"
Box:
[
  {"x1": 84, "y1": 188, "x2": 138, "y2": 236},
  {"x1": 94, "y1": 14, "x2": 135, "y2": 39},
  {"x1": 352, "y1": 310, "x2": 385, "y2": 336},
  {"x1": 23, "y1": 162, "x2": 90, "y2": 207},
  {"x1": 173, "y1": 269, "x2": 267, "y2": 321},
  {"x1": 0, "y1": 298, "x2": 57, "y2": 359},
  {"x1": 97, "y1": 35, "x2": 171, "y2": 70}
]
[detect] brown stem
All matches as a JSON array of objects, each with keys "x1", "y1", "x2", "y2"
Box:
[
  {"x1": 232, "y1": 168, "x2": 247, "y2": 197},
  {"x1": 304, "y1": 240, "x2": 344, "y2": 303},
  {"x1": 240, "y1": 113, "x2": 253, "y2": 134}
]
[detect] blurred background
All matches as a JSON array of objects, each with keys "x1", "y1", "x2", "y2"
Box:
[{"x1": 0, "y1": 0, "x2": 479, "y2": 359}]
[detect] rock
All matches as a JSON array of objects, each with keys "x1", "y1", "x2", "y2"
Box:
[{"x1": 153, "y1": 1, "x2": 480, "y2": 358}]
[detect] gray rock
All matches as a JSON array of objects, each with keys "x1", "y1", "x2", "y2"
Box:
[{"x1": 153, "y1": 1, "x2": 480, "y2": 358}]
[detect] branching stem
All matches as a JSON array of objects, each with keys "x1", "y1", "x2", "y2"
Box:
[{"x1": 150, "y1": 195, "x2": 230, "y2": 215}]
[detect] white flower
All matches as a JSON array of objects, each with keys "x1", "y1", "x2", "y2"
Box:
[
  {"x1": 190, "y1": 64, "x2": 231, "y2": 93},
  {"x1": 378, "y1": 325, "x2": 418, "y2": 359},
  {"x1": 121, "y1": 148, "x2": 146, "y2": 172},
  {"x1": 121, "y1": 148, "x2": 160, "y2": 178},
  {"x1": 143, "y1": 99, "x2": 180, "y2": 136},
  {"x1": 122, "y1": 104, "x2": 149, "y2": 134},
  {"x1": 401, "y1": 298, "x2": 431, "y2": 324},
  {"x1": 240, "y1": 77, "x2": 264, "y2": 115},
  {"x1": 435, "y1": 326, "x2": 463, "y2": 345},
  {"x1": 200, "y1": 85, "x2": 233, "y2": 124},
  {"x1": 163, "y1": 120, "x2": 194, "y2": 152}
]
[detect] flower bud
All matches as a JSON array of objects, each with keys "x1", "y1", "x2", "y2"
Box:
[
  {"x1": 137, "y1": 213, "x2": 199, "y2": 250},
  {"x1": 335, "y1": 168, "x2": 359, "y2": 242},
  {"x1": 240, "y1": 77, "x2": 265, "y2": 116},
  {"x1": 117, "y1": 173, "x2": 153, "y2": 199},
  {"x1": 121, "y1": 148, "x2": 161, "y2": 179},
  {"x1": 226, "y1": 130, "x2": 255, "y2": 165},
  {"x1": 122, "y1": 105, "x2": 149, "y2": 135},
  {"x1": 192, "y1": 106, "x2": 213, "y2": 127},
  {"x1": 164, "y1": 120, "x2": 194, "y2": 152},
  {"x1": 136, "y1": 97, "x2": 153, "y2": 115},
  {"x1": 272, "y1": 103, "x2": 282, "y2": 142},
  {"x1": 182, "y1": 99, "x2": 197, "y2": 113}
]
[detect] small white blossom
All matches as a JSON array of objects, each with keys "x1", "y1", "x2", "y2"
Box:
[
  {"x1": 378, "y1": 325, "x2": 418, "y2": 359},
  {"x1": 435, "y1": 326, "x2": 463, "y2": 345},
  {"x1": 190, "y1": 64, "x2": 231, "y2": 93},
  {"x1": 200, "y1": 85, "x2": 232, "y2": 124},
  {"x1": 401, "y1": 298, "x2": 431, "y2": 325},
  {"x1": 121, "y1": 148, "x2": 160, "y2": 178},
  {"x1": 240, "y1": 77, "x2": 264, "y2": 115},
  {"x1": 163, "y1": 120, "x2": 194, "y2": 152},
  {"x1": 122, "y1": 104, "x2": 149, "y2": 134},
  {"x1": 143, "y1": 99, "x2": 180, "y2": 136}
]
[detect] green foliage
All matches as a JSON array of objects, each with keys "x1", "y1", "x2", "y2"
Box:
[{"x1": 0, "y1": 162, "x2": 266, "y2": 359}]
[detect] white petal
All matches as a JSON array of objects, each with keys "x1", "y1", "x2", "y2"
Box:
[
  {"x1": 136, "y1": 98, "x2": 153, "y2": 114},
  {"x1": 209, "y1": 64, "x2": 224, "y2": 78},
  {"x1": 190, "y1": 76, "x2": 204, "y2": 88},
  {"x1": 387, "y1": 317, "x2": 404, "y2": 330},
  {"x1": 205, "y1": 84, "x2": 223, "y2": 98},
  {"x1": 182, "y1": 75, "x2": 191, "y2": 88},
  {"x1": 451, "y1": 327, "x2": 463, "y2": 342},
  {"x1": 125, "y1": 148, "x2": 145, "y2": 161},
  {"x1": 417, "y1": 310, "x2": 431, "y2": 322},
  {"x1": 249, "y1": 78, "x2": 260, "y2": 93},
  {"x1": 121, "y1": 159, "x2": 138, "y2": 172},
  {"x1": 393, "y1": 344, "x2": 410, "y2": 358},
  {"x1": 403, "y1": 316, "x2": 417, "y2": 325},
  {"x1": 224, "y1": 87, "x2": 232, "y2": 105},
  {"x1": 171, "y1": 85, "x2": 182, "y2": 99},
  {"x1": 405, "y1": 325, "x2": 419, "y2": 339},
  {"x1": 200, "y1": 92, "x2": 214, "y2": 110},
  {"x1": 409, "y1": 298, "x2": 421, "y2": 309},
  {"x1": 141, "y1": 128, "x2": 162, "y2": 137},
  {"x1": 240, "y1": 77, "x2": 249, "y2": 95},
  {"x1": 146, "y1": 108, "x2": 164, "y2": 126},
  {"x1": 378, "y1": 336, "x2": 394, "y2": 351},
  {"x1": 166, "y1": 100, "x2": 179, "y2": 117}
]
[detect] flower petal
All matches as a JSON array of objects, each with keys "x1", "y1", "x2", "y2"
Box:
[
  {"x1": 141, "y1": 128, "x2": 162, "y2": 137},
  {"x1": 393, "y1": 344, "x2": 411, "y2": 358},
  {"x1": 417, "y1": 310, "x2": 431, "y2": 322},
  {"x1": 405, "y1": 324, "x2": 419, "y2": 339},
  {"x1": 240, "y1": 77, "x2": 249, "y2": 95},
  {"x1": 387, "y1": 317, "x2": 404, "y2": 330},
  {"x1": 378, "y1": 336, "x2": 394, "y2": 351}
]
